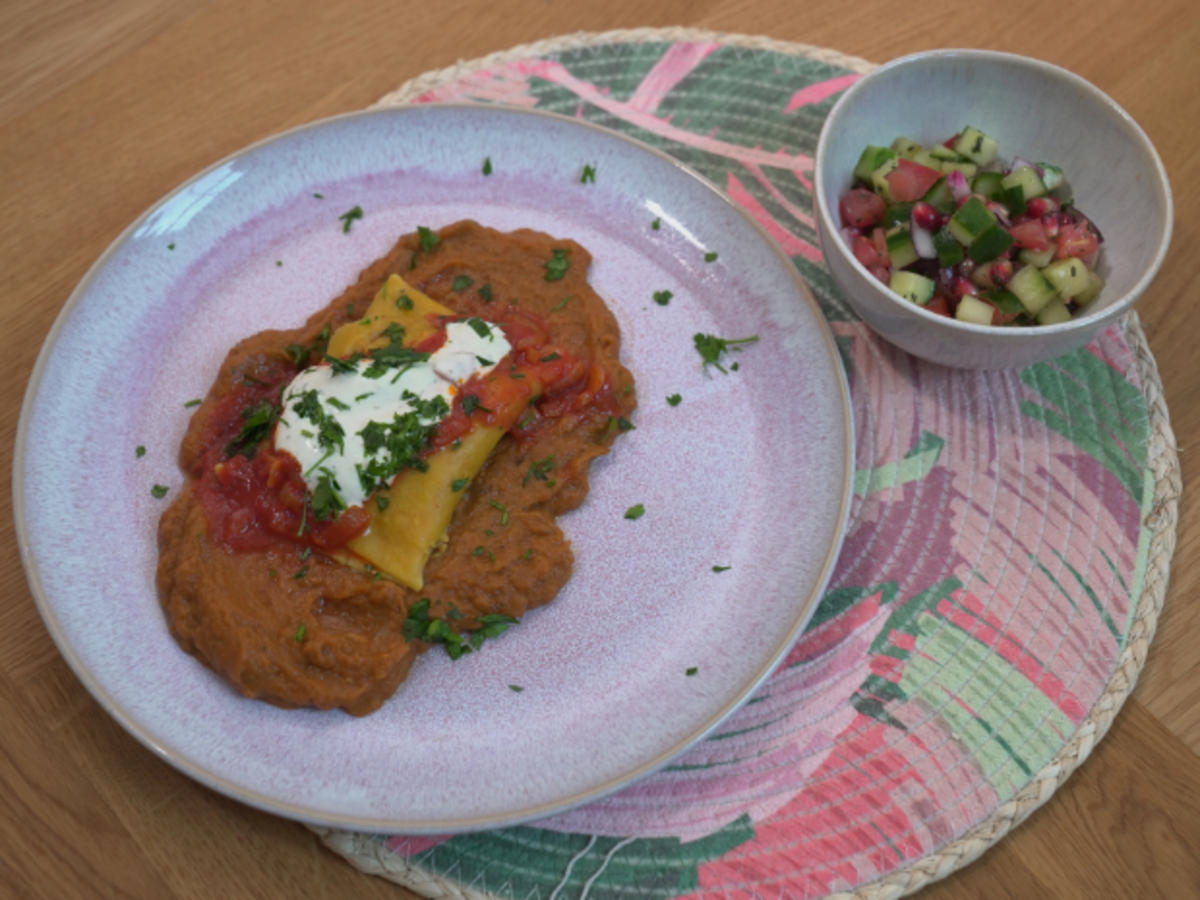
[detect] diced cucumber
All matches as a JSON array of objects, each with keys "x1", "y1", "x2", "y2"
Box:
[
  {"x1": 955, "y1": 293, "x2": 995, "y2": 325},
  {"x1": 1018, "y1": 246, "x2": 1056, "y2": 268},
  {"x1": 986, "y1": 289, "x2": 1027, "y2": 320},
  {"x1": 939, "y1": 159, "x2": 978, "y2": 179},
  {"x1": 929, "y1": 144, "x2": 961, "y2": 162},
  {"x1": 967, "y1": 225, "x2": 1015, "y2": 263},
  {"x1": 1001, "y1": 184, "x2": 1026, "y2": 216},
  {"x1": 971, "y1": 171, "x2": 1005, "y2": 200},
  {"x1": 1008, "y1": 265, "x2": 1059, "y2": 315},
  {"x1": 1042, "y1": 257, "x2": 1091, "y2": 297},
  {"x1": 911, "y1": 149, "x2": 944, "y2": 171},
  {"x1": 953, "y1": 126, "x2": 999, "y2": 165},
  {"x1": 1001, "y1": 166, "x2": 1046, "y2": 200},
  {"x1": 933, "y1": 226, "x2": 964, "y2": 267},
  {"x1": 1038, "y1": 163, "x2": 1065, "y2": 192},
  {"x1": 1036, "y1": 298, "x2": 1073, "y2": 325},
  {"x1": 870, "y1": 157, "x2": 900, "y2": 198},
  {"x1": 1075, "y1": 270, "x2": 1105, "y2": 306},
  {"x1": 922, "y1": 177, "x2": 957, "y2": 215},
  {"x1": 947, "y1": 196, "x2": 996, "y2": 245},
  {"x1": 885, "y1": 225, "x2": 919, "y2": 269},
  {"x1": 884, "y1": 202, "x2": 914, "y2": 226},
  {"x1": 891, "y1": 136, "x2": 923, "y2": 158},
  {"x1": 854, "y1": 146, "x2": 897, "y2": 182},
  {"x1": 889, "y1": 270, "x2": 936, "y2": 305}
]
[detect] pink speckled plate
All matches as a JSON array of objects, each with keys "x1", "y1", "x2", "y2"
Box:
[{"x1": 15, "y1": 105, "x2": 853, "y2": 832}]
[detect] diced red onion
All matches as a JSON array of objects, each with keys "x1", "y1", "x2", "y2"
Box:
[
  {"x1": 986, "y1": 202, "x2": 1011, "y2": 227},
  {"x1": 910, "y1": 220, "x2": 936, "y2": 259},
  {"x1": 1010, "y1": 156, "x2": 1036, "y2": 173},
  {"x1": 947, "y1": 169, "x2": 970, "y2": 201}
]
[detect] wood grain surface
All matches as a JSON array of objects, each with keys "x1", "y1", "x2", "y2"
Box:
[{"x1": 3, "y1": 1, "x2": 1198, "y2": 897}]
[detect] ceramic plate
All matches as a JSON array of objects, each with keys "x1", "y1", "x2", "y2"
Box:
[{"x1": 15, "y1": 105, "x2": 853, "y2": 832}]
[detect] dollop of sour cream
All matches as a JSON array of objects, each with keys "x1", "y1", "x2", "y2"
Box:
[{"x1": 274, "y1": 319, "x2": 511, "y2": 509}]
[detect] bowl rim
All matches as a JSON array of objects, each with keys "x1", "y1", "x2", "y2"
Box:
[{"x1": 814, "y1": 47, "x2": 1174, "y2": 340}]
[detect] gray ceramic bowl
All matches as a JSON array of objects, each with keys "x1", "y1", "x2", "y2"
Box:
[{"x1": 814, "y1": 49, "x2": 1173, "y2": 369}]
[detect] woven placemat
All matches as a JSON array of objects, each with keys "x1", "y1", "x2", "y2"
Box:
[{"x1": 312, "y1": 28, "x2": 1181, "y2": 898}]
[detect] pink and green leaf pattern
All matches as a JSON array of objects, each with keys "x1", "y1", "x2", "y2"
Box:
[{"x1": 359, "y1": 39, "x2": 1159, "y2": 897}]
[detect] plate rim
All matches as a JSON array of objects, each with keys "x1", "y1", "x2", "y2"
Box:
[{"x1": 13, "y1": 102, "x2": 856, "y2": 832}]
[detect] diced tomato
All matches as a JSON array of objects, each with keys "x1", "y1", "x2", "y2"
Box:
[
  {"x1": 1009, "y1": 218, "x2": 1051, "y2": 251},
  {"x1": 852, "y1": 232, "x2": 885, "y2": 268},
  {"x1": 988, "y1": 299, "x2": 1023, "y2": 326},
  {"x1": 885, "y1": 159, "x2": 944, "y2": 203},
  {"x1": 926, "y1": 294, "x2": 951, "y2": 317},
  {"x1": 1056, "y1": 221, "x2": 1100, "y2": 266},
  {"x1": 868, "y1": 264, "x2": 891, "y2": 284},
  {"x1": 839, "y1": 188, "x2": 886, "y2": 228}
]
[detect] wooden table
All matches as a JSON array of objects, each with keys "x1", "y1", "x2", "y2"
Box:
[{"x1": 4, "y1": 2, "x2": 1198, "y2": 897}]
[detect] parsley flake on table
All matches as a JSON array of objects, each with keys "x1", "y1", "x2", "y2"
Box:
[
  {"x1": 482, "y1": 156, "x2": 493, "y2": 175},
  {"x1": 338, "y1": 205, "x2": 363, "y2": 233},
  {"x1": 151, "y1": 484, "x2": 169, "y2": 499},
  {"x1": 653, "y1": 290, "x2": 672, "y2": 306},
  {"x1": 651, "y1": 217, "x2": 661, "y2": 230},
  {"x1": 694, "y1": 332, "x2": 759, "y2": 374},
  {"x1": 624, "y1": 503, "x2": 645, "y2": 520},
  {"x1": 508, "y1": 684, "x2": 524, "y2": 693},
  {"x1": 712, "y1": 565, "x2": 731, "y2": 573},
  {"x1": 183, "y1": 397, "x2": 202, "y2": 408},
  {"x1": 704, "y1": 251, "x2": 719, "y2": 262},
  {"x1": 580, "y1": 164, "x2": 596, "y2": 183},
  {"x1": 667, "y1": 393, "x2": 682, "y2": 407},
  {"x1": 135, "y1": 445, "x2": 146, "y2": 458},
  {"x1": 686, "y1": 666, "x2": 699, "y2": 676}
]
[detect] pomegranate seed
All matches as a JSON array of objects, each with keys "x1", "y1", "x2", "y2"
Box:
[
  {"x1": 953, "y1": 276, "x2": 977, "y2": 299},
  {"x1": 1026, "y1": 196, "x2": 1060, "y2": 217},
  {"x1": 911, "y1": 202, "x2": 941, "y2": 231}
]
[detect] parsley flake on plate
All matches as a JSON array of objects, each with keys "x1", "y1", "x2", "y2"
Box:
[{"x1": 694, "y1": 332, "x2": 759, "y2": 375}]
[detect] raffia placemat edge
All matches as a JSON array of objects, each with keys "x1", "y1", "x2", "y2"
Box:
[{"x1": 314, "y1": 29, "x2": 1183, "y2": 900}]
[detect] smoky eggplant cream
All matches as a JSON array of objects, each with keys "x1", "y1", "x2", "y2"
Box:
[{"x1": 156, "y1": 220, "x2": 636, "y2": 715}]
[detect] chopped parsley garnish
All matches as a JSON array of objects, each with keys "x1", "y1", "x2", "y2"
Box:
[
  {"x1": 466, "y1": 317, "x2": 493, "y2": 339},
  {"x1": 523, "y1": 454, "x2": 556, "y2": 486},
  {"x1": 417, "y1": 225, "x2": 441, "y2": 252},
  {"x1": 666, "y1": 393, "x2": 682, "y2": 407},
  {"x1": 293, "y1": 566, "x2": 309, "y2": 580},
  {"x1": 184, "y1": 398, "x2": 202, "y2": 408},
  {"x1": 653, "y1": 290, "x2": 673, "y2": 306},
  {"x1": 135, "y1": 445, "x2": 146, "y2": 458},
  {"x1": 599, "y1": 415, "x2": 636, "y2": 443},
  {"x1": 376, "y1": 494, "x2": 390, "y2": 511},
  {"x1": 489, "y1": 499, "x2": 509, "y2": 526},
  {"x1": 313, "y1": 192, "x2": 324, "y2": 199},
  {"x1": 295, "y1": 623, "x2": 308, "y2": 641},
  {"x1": 544, "y1": 247, "x2": 570, "y2": 282},
  {"x1": 326, "y1": 396, "x2": 351, "y2": 411},
  {"x1": 451, "y1": 477, "x2": 469, "y2": 492},
  {"x1": 309, "y1": 471, "x2": 345, "y2": 521},
  {"x1": 686, "y1": 666, "x2": 699, "y2": 676},
  {"x1": 624, "y1": 503, "x2": 645, "y2": 520},
  {"x1": 478, "y1": 283, "x2": 494, "y2": 302},
  {"x1": 704, "y1": 251, "x2": 719, "y2": 262},
  {"x1": 290, "y1": 390, "x2": 345, "y2": 454},
  {"x1": 167, "y1": 242, "x2": 175, "y2": 250},
  {"x1": 396, "y1": 291, "x2": 414, "y2": 311},
  {"x1": 452, "y1": 274, "x2": 475, "y2": 292},
  {"x1": 461, "y1": 394, "x2": 489, "y2": 416},
  {"x1": 354, "y1": 391, "x2": 448, "y2": 495},
  {"x1": 540, "y1": 352, "x2": 560, "y2": 362},
  {"x1": 401, "y1": 598, "x2": 519, "y2": 660},
  {"x1": 694, "y1": 332, "x2": 759, "y2": 374},
  {"x1": 651, "y1": 217, "x2": 661, "y2": 230},
  {"x1": 151, "y1": 484, "x2": 169, "y2": 499},
  {"x1": 338, "y1": 205, "x2": 364, "y2": 233},
  {"x1": 550, "y1": 295, "x2": 572, "y2": 312},
  {"x1": 225, "y1": 399, "x2": 281, "y2": 459},
  {"x1": 508, "y1": 684, "x2": 524, "y2": 693},
  {"x1": 580, "y1": 164, "x2": 596, "y2": 184},
  {"x1": 286, "y1": 323, "x2": 331, "y2": 368},
  {"x1": 712, "y1": 565, "x2": 732, "y2": 573},
  {"x1": 482, "y1": 156, "x2": 493, "y2": 175}
]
